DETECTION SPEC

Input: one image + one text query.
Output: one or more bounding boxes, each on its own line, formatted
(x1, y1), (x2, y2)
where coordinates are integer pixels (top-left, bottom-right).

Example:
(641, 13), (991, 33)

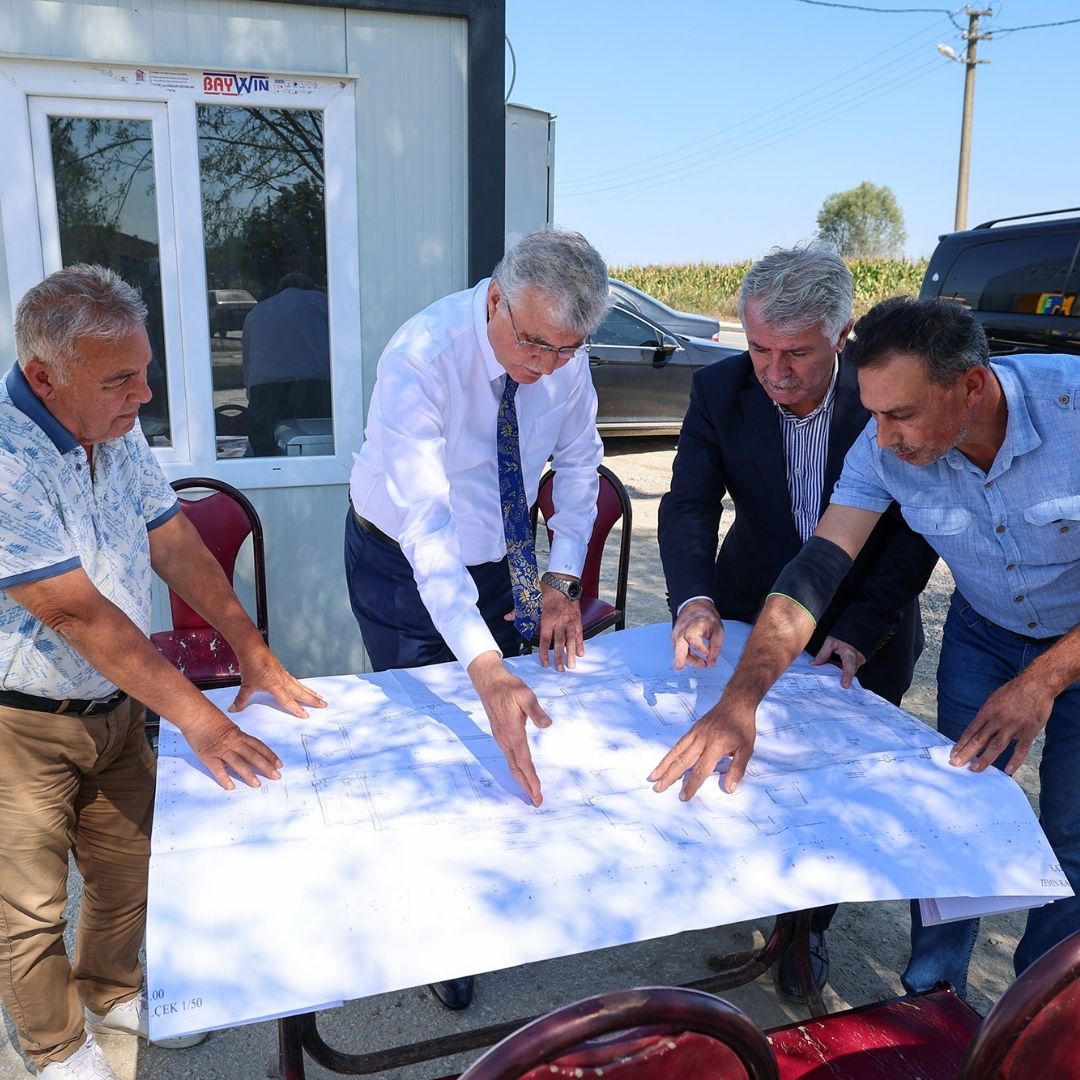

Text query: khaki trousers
(0, 698), (154, 1068)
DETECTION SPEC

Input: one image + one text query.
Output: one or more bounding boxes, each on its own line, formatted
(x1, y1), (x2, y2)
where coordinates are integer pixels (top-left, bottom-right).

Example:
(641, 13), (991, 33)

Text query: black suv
(920, 209), (1080, 356)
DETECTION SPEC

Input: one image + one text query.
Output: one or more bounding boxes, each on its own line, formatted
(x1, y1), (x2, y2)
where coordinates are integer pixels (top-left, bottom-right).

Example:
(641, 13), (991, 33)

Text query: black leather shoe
(429, 976), (475, 1010)
(776, 930), (830, 1001)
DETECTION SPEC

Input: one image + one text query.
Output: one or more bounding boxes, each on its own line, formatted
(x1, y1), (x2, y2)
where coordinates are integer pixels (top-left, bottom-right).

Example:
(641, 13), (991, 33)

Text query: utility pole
(951, 7), (993, 232)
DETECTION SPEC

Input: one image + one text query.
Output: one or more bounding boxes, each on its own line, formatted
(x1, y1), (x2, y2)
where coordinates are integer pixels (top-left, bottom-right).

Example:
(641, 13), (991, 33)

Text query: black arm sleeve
(769, 537), (854, 624)
(824, 501), (939, 659)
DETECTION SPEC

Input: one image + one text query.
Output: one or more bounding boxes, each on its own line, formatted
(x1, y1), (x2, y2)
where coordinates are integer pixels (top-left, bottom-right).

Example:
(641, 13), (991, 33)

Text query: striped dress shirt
(776, 362), (838, 542)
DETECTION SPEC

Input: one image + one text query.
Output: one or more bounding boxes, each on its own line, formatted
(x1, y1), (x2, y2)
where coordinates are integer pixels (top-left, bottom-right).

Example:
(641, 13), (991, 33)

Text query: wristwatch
(541, 572), (582, 601)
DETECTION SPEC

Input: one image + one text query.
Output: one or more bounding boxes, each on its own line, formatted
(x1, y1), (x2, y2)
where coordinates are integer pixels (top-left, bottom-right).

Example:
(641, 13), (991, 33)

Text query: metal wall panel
(0, 0), (478, 679)
(346, 7), (468, 411)
(1, 1), (348, 72)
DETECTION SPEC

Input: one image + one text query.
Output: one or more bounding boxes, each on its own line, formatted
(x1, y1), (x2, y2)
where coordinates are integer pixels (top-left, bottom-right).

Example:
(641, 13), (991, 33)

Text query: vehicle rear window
(938, 233), (1080, 315)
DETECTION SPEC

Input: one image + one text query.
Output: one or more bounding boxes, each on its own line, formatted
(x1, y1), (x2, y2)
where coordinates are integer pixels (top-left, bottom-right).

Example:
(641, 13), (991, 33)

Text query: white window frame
(0, 58), (362, 488)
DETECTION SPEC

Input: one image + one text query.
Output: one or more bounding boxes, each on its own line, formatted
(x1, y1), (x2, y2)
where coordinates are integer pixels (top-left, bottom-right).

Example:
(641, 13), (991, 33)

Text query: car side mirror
(653, 335), (678, 364)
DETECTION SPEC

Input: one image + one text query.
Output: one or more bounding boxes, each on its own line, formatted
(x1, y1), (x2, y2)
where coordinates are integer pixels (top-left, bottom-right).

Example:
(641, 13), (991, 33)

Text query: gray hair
(14, 264), (148, 383)
(738, 243), (853, 342)
(850, 296), (989, 385)
(492, 230), (610, 335)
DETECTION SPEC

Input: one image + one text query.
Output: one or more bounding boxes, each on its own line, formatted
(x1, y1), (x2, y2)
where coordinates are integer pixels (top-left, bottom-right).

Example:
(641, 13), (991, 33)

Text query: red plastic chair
(768, 988), (981, 1079)
(456, 986), (779, 1080)
(530, 463), (632, 637)
(150, 477), (269, 689)
(766, 927), (1080, 1079)
(958, 927), (1080, 1078)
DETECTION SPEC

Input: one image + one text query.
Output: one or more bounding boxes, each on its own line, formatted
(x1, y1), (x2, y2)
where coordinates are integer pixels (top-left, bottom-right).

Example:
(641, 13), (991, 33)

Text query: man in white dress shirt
(346, 229), (609, 801)
(345, 230), (609, 1009)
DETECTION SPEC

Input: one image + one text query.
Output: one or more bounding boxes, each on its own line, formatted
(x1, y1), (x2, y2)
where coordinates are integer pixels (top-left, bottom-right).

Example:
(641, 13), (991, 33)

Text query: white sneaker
(85, 989), (208, 1049)
(38, 1034), (120, 1079)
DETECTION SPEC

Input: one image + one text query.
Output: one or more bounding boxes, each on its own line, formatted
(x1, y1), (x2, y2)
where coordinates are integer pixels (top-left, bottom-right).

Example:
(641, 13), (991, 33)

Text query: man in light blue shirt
(650, 295), (1080, 999)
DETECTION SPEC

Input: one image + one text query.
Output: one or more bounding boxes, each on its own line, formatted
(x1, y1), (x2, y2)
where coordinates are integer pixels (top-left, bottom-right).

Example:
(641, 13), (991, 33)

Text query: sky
(505, 1), (1080, 267)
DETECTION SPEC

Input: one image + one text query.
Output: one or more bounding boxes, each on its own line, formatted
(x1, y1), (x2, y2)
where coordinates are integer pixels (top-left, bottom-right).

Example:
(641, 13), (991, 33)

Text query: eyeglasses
(503, 298), (586, 362)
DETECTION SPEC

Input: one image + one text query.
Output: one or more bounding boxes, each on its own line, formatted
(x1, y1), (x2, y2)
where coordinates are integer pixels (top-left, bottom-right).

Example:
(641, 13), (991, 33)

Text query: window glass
(48, 116), (171, 444)
(941, 234), (1080, 315)
(594, 306), (662, 349)
(197, 105), (332, 459)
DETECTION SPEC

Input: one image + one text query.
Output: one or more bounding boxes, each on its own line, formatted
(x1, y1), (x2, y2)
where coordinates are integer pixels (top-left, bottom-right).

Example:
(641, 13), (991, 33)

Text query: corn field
(610, 259), (929, 322)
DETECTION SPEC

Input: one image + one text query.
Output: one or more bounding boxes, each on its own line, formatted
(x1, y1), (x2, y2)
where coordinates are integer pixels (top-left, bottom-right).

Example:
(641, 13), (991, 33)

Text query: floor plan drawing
(146, 622), (1071, 1040)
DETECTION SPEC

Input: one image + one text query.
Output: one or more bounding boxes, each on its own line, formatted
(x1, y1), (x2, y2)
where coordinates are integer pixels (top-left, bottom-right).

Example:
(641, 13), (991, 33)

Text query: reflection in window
(48, 116), (170, 444)
(596, 307), (662, 349)
(197, 106), (332, 459)
(941, 235), (1080, 314)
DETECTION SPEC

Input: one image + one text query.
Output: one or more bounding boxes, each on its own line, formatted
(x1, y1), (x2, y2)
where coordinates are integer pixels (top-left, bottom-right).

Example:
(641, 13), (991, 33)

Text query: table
(275, 909), (814, 1078)
(147, 622), (1065, 1069)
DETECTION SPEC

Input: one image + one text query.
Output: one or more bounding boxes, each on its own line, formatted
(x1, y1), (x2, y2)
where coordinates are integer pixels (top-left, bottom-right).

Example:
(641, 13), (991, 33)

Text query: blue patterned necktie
(497, 375), (541, 641)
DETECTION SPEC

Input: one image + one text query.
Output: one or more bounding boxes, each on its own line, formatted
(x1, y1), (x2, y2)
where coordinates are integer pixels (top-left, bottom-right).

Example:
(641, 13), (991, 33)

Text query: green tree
(816, 181), (907, 258)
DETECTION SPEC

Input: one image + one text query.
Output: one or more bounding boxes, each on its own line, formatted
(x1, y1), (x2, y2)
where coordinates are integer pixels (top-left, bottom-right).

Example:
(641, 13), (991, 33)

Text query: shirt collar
(773, 357), (839, 424)
(4, 364), (79, 453)
(471, 277), (507, 385)
(985, 362), (1040, 475)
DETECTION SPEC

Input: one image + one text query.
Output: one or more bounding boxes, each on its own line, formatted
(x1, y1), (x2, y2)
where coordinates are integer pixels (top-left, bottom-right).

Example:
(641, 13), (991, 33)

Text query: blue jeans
(902, 591), (1080, 996)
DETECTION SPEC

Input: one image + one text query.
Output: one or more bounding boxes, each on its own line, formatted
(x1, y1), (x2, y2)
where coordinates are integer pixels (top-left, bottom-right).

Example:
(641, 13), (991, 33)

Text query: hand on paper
(229, 648), (327, 718)
(469, 650), (552, 806)
(183, 710), (285, 791)
(949, 672), (1052, 776)
(809, 635), (866, 689)
(671, 599), (724, 670)
(536, 581), (585, 672)
(648, 693), (758, 800)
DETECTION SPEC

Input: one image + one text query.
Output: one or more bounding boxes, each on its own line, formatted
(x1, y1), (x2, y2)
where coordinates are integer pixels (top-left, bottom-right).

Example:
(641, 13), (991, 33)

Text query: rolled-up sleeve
(830, 421), (895, 514)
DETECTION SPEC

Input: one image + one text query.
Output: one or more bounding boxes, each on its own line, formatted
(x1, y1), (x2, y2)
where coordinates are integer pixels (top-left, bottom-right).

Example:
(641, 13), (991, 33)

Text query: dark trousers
(344, 508), (523, 672)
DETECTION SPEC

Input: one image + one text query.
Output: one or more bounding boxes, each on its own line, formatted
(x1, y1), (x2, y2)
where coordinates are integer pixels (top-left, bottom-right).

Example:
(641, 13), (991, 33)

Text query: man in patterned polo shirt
(0, 265), (323, 1079)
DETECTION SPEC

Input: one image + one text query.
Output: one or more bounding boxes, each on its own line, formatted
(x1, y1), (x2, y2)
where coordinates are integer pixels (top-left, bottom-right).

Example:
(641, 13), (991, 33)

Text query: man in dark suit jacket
(657, 245), (938, 998)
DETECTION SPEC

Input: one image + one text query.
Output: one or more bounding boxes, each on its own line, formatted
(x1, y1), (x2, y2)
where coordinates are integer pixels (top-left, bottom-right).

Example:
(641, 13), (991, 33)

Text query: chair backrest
(531, 464), (632, 626)
(959, 928), (1080, 1079)
(167, 477), (269, 642)
(458, 987), (778, 1080)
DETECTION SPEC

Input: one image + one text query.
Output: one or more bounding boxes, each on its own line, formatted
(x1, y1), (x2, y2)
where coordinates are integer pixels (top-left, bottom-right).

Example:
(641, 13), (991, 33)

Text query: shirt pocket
(900, 506), (977, 562)
(1021, 495), (1080, 566)
(524, 405), (568, 454)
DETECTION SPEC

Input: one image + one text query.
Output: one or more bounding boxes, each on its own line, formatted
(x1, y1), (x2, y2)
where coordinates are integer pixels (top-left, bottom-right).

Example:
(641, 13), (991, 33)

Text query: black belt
(351, 507), (401, 550)
(0, 688), (129, 717)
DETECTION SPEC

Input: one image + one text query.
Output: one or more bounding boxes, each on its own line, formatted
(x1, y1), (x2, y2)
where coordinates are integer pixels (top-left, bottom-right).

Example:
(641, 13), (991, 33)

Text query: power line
(557, 56), (945, 207)
(793, 0), (953, 12)
(558, 55), (942, 202)
(791, 1), (968, 42)
(992, 17), (1080, 35)
(558, 16), (951, 194)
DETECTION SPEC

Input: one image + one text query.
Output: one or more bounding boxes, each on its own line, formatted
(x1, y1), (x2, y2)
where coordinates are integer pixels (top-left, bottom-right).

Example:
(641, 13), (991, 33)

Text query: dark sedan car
(591, 302), (740, 435)
(608, 278), (721, 340)
(208, 288), (257, 338)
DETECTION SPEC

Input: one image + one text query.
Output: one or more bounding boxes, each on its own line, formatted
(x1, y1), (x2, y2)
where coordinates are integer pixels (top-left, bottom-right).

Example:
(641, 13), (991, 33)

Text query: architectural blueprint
(146, 621), (1070, 1040)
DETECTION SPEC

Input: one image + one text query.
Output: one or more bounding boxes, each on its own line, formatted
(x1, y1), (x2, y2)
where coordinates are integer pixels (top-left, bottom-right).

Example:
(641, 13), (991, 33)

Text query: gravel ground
(0, 436), (1039, 1078)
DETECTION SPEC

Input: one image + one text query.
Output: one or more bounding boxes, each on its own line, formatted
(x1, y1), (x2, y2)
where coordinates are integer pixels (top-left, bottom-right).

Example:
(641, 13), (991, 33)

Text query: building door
(2, 60), (360, 486)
